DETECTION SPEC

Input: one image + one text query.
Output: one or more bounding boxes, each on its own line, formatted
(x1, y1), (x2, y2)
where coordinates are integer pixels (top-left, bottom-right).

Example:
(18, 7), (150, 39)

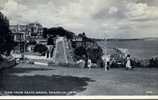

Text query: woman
(102, 54), (111, 71)
(88, 58), (92, 70)
(126, 54), (132, 70)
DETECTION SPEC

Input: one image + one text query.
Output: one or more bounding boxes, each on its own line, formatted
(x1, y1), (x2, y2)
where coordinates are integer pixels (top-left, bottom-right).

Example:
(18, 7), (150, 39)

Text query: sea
(97, 39), (158, 59)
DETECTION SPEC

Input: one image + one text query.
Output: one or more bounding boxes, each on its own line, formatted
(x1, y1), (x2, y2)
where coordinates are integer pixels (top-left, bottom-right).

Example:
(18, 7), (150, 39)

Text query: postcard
(0, 0), (158, 99)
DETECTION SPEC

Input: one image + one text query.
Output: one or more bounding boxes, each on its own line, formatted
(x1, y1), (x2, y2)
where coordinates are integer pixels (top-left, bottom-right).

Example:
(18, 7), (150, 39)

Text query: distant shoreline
(92, 38), (158, 42)
(96, 38), (158, 60)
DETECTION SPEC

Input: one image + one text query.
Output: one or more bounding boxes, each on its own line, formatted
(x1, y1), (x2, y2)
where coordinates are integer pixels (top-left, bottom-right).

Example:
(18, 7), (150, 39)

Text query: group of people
(86, 53), (133, 71)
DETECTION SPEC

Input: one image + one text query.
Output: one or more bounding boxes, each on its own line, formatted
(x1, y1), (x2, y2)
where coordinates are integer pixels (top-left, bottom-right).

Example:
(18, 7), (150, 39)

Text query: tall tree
(42, 27), (48, 38)
(0, 12), (15, 56)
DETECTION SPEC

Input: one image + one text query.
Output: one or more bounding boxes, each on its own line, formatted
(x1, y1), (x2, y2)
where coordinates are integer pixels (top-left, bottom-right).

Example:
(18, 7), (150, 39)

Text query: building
(27, 23), (43, 39)
(12, 32), (26, 42)
(71, 35), (83, 48)
(71, 33), (97, 49)
(10, 23), (43, 42)
(10, 23), (43, 53)
(36, 39), (47, 45)
(72, 35), (83, 42)
(10, 24), (28, 42)
(10, 24), (27, 33)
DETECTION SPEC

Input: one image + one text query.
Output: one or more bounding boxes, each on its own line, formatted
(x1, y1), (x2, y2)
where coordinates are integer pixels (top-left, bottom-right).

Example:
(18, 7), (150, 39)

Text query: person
(106, 55), (111, 70)
(88, 58), (92, 70)
(126, 54), (132, 70)
(76, 59), (85, 68)
(83, 50), (88, 68)
(102, 55), (106, 71)
(102, 54), (111, 71)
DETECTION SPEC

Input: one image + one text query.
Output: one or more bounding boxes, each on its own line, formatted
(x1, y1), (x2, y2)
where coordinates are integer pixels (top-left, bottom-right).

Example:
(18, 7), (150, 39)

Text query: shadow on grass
(0, 69), (94, 95)
(0, 67), (54, 74)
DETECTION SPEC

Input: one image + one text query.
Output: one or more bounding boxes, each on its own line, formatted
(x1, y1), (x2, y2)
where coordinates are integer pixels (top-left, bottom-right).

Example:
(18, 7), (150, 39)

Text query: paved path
(0, 64), (158, 95)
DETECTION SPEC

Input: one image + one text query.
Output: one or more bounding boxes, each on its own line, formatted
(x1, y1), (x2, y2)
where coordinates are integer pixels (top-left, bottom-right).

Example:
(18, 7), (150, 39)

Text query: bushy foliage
(34, 44), (48, 56)
(0, 12), (16, 56)
(148, 58), (158, 67)
(87, 47), (103, 63)
(28, 40), (37, 45)
(46, 27), (75, 40)
(42, 28), (48, 38)
(74, 46), (87, 60)
(73, 43), (104, 67)
(47, 36), (55, 45)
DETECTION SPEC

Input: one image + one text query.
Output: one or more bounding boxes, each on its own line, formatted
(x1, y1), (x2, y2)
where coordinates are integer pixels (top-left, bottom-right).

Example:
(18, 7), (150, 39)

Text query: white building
(10, 23), (43, 42)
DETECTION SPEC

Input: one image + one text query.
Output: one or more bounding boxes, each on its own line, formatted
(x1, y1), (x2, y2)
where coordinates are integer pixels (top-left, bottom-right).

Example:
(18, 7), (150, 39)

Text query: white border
(0, 96), (158, 99)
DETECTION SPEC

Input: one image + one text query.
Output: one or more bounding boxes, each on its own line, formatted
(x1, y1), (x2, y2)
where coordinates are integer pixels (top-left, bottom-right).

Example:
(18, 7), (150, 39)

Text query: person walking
(126, 54), (132, 70)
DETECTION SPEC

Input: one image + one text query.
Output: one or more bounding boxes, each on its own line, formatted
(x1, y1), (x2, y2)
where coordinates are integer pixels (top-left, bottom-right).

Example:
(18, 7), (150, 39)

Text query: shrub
(73, 44), (104, 68)
(34, 44), (48, 56)
(130, 59), (142, 67)
(74, 46), (86, 57)
(87, 47), (103, 63)
(28, 40), (37, 45)
(0, 55), (3, 62)
(148, 57), (158, 68)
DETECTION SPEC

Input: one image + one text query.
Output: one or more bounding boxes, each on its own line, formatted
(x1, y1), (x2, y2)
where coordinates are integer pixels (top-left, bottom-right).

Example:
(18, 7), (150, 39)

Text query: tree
(47, 27), (75, 40)
(42, 27), (48, 38)
(34, 44), (48, 56)
(47, 36), (55, 45)
(0, 12), (15, 56)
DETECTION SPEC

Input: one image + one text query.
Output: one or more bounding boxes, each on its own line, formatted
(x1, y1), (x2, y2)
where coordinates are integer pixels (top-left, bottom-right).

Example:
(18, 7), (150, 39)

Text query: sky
(0, 0), (158, 39)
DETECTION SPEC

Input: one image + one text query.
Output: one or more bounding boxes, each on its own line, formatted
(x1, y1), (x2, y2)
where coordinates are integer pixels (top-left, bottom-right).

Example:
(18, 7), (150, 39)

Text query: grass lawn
(0, 63), (158, 95)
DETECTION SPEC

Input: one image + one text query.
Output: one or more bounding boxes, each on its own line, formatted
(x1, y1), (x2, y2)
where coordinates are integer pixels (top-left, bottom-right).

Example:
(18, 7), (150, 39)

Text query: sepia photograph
(0, 0), (158, 99)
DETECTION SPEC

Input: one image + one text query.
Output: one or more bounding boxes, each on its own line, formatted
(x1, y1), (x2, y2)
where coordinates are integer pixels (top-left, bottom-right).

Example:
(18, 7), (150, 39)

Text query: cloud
(1, 0), (158, 38)
(108, 7), (118, 15)
(126, 2), (158, 21)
